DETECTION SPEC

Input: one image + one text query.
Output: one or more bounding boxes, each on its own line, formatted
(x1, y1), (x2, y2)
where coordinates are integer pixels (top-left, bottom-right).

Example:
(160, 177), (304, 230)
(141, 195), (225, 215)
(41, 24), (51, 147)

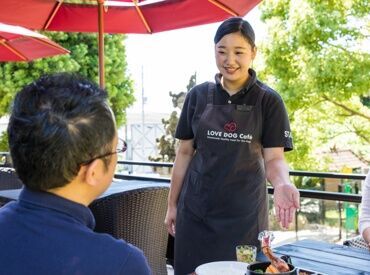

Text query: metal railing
(1, 154), (365, 203)
(116, 160), (366, 203)
(117, 160), (367, 243)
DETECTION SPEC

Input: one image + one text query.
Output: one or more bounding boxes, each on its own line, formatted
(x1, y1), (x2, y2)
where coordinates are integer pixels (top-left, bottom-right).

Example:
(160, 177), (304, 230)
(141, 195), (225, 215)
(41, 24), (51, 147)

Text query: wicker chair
(0, 167), (23, 191)
(343, 235), (369, 251)
(89, 186), (170, 275)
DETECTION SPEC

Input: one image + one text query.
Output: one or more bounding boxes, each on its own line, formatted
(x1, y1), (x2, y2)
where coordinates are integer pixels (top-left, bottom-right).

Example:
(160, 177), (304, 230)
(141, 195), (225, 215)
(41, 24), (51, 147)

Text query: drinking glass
(236, 245), (257, 264)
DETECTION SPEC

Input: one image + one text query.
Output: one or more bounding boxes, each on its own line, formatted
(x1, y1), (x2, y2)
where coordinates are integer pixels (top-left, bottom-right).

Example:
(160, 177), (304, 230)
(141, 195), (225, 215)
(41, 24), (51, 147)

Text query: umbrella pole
(98, 0), (105, 88)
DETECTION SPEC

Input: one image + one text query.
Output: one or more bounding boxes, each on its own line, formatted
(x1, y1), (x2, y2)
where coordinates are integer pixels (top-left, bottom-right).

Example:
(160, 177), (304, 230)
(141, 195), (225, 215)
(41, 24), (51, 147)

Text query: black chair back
(89, 186), (169, 275)
(0, 167), (23, 191)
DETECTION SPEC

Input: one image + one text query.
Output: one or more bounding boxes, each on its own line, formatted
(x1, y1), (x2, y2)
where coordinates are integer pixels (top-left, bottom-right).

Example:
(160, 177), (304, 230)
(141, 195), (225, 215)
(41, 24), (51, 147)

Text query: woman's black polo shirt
(175, 69), (293, 151)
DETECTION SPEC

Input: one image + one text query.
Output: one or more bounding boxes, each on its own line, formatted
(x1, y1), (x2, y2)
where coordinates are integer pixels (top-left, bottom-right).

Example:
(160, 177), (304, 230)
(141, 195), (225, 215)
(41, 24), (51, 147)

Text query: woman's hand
(165, 205), (177, 236)
(273, 183), (300, 229)
(263, 147), (300, 230)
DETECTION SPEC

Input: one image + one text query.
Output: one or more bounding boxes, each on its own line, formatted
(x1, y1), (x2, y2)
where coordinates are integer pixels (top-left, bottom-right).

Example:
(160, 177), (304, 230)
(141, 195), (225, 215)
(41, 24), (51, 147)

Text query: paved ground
(272, 226), (346, 246)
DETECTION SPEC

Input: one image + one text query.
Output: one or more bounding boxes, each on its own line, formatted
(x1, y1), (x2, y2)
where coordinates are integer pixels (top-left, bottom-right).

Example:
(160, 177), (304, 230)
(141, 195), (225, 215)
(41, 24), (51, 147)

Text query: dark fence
(1, 154), (365, 203)
(117, 160), (366, 203)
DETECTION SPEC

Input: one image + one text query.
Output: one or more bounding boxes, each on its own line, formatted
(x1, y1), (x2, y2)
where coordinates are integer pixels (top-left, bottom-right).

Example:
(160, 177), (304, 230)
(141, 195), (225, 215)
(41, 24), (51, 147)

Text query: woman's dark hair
(7, 73), (116, 191)
(214, 17), (255, 47)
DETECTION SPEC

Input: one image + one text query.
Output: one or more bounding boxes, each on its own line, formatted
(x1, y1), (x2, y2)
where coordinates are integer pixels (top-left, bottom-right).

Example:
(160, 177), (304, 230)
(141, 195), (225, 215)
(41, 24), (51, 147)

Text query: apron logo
(206, 127), (253, 143)
(224, 122), (237, 132)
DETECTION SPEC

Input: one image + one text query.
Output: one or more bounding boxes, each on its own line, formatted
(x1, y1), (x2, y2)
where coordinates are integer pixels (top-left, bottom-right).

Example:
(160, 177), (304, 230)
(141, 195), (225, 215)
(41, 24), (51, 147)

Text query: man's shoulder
(55, 230), (152, 274)
(91, 231), (139, 255)
(0, 206), (151, 274)
(91, 232), (150, 272)
(0, 200), (20, 221)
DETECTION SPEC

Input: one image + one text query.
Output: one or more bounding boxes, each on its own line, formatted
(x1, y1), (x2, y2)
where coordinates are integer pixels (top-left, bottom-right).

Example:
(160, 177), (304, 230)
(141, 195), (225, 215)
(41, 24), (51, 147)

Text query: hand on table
(165, 205), (177, 236)
(273, 183), (300, 229)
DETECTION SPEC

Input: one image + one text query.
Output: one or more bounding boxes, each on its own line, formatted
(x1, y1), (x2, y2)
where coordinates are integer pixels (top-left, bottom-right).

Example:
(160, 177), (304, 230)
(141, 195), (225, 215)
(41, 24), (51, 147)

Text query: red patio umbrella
(0, 0), (261, 86)
(0, 22), (69, 62)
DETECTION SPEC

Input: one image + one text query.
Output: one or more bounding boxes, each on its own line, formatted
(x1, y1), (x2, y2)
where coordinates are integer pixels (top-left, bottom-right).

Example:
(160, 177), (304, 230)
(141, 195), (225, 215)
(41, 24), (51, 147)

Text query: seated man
(0, 73), (151, 274)
(359, 170), (370, 248)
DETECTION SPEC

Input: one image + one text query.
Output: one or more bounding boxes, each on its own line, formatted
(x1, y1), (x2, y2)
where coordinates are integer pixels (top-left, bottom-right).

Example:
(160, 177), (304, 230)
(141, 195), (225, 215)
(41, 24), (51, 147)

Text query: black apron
(174, 83), (268, 275)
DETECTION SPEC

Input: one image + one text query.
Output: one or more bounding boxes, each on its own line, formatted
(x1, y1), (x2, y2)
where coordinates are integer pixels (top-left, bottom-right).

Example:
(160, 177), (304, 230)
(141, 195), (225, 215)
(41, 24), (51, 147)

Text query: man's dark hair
(214, 17), (255, 48)
(7, 73), (116, 191)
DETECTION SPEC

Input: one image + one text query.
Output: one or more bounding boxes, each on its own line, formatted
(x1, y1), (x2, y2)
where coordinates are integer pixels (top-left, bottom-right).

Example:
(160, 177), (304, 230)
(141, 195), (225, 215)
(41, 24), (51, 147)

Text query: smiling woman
(215, 32), (256, 94)
(163, 16), (299, 275)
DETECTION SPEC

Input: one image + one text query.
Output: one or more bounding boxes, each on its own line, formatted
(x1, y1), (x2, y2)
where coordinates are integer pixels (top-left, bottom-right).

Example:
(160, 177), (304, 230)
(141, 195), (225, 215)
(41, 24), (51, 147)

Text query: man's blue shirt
(0, 188), (151, 275)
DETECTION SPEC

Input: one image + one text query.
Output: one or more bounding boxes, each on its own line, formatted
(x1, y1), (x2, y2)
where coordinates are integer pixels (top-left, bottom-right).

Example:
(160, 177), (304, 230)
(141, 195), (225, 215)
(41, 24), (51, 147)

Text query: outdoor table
(0, 178), (169, 202)
(257, 239), (370, 275)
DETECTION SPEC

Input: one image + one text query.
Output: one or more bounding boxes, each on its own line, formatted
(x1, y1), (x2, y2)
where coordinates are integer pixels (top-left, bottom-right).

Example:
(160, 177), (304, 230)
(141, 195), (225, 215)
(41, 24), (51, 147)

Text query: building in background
(118, 112), (167, 175)
(320, 149), (369, 193)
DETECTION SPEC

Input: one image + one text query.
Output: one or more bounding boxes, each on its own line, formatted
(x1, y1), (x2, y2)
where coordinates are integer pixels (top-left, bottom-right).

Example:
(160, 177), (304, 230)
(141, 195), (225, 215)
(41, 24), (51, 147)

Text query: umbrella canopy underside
(0, 22), (69, 61)
(0, 37), (67, 61)
(0, 0), (261, 34)
(0, 0), (261, 84)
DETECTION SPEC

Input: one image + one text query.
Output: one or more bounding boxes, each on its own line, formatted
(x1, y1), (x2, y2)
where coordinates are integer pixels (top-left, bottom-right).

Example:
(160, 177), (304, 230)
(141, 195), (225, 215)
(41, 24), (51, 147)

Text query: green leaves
(259, 0), (370, 170)
(0, 31), (134, 129)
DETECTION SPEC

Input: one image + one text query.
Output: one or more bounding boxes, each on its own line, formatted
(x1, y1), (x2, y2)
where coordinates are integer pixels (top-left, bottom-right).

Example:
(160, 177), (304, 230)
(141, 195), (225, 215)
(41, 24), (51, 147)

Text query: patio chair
(89, 186), (170, 275)
(0, 167), (23, 191)
(343, 235), (369, 251)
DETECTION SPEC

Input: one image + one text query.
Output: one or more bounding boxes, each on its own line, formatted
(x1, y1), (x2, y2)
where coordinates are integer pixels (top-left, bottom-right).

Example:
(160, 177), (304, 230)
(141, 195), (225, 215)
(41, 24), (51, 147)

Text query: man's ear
(83, 160), (101, 187)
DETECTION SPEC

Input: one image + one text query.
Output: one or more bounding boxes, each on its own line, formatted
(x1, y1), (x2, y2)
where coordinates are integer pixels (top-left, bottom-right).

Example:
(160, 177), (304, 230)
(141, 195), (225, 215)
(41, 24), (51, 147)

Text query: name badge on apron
(236, 104), (253, 112)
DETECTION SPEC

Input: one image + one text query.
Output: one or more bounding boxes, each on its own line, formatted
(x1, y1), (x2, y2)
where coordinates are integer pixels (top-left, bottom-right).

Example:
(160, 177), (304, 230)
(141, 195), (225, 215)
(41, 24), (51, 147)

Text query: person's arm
(359, 172), (370, 246)
(165, 139), (195, 236)
(362, 228), (370, 247)
(263, 147), (300, 229)
(120, 245), (151, 275)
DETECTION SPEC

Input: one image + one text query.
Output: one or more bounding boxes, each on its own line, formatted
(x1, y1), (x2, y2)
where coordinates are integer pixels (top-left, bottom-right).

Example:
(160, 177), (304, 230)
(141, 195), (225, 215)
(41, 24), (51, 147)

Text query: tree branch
(353, 125), (370, 143)
(325, 42), (351, 53)
(322, 95), (370, 121)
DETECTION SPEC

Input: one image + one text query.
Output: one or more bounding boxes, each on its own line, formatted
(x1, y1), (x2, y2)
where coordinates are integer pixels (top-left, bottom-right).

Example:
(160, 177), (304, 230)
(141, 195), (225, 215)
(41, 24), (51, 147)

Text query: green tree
(0, 132), (8, 152)
(149, 73), (196, 162)
(0, 32), (135, 131)
(258, 0), (370, 171)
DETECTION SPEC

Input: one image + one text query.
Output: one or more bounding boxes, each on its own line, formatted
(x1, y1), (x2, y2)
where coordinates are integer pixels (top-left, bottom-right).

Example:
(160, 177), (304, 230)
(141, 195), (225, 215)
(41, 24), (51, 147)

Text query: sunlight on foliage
(258, 0), (370, 172)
